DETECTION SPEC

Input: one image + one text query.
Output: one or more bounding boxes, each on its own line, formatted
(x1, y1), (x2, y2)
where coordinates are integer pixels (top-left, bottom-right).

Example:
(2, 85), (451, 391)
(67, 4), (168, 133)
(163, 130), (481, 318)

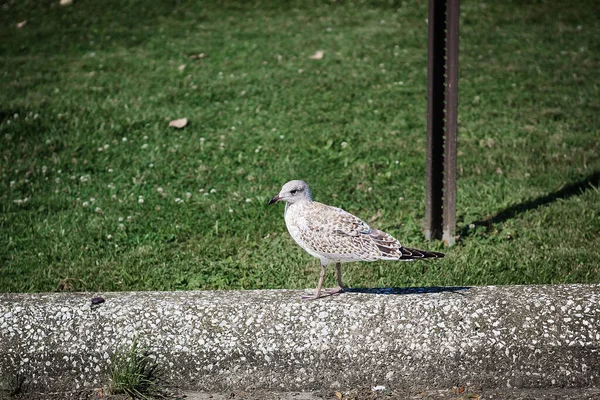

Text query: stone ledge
(1, 285), (599, 394)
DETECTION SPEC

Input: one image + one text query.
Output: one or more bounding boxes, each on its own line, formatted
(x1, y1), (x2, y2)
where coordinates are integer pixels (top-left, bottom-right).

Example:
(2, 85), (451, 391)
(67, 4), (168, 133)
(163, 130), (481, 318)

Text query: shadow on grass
(345, 286), (470, 295)
(460, 171), (600, 239)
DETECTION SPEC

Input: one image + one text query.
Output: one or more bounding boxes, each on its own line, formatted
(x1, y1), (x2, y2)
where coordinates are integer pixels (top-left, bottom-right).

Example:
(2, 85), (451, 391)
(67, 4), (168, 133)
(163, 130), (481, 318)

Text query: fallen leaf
(335, 392), (342, 399)
(59, 0), (73, 5)
(169, 118), (188, 129)
(17, 20), (27, 28)
(178, 64), (186, 72)
(309, 50), (324, 60)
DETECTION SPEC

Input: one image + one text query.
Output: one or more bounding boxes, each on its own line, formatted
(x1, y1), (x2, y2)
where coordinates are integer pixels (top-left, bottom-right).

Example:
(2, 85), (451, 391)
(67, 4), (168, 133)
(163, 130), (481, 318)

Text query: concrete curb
(1, 285), (599, 395)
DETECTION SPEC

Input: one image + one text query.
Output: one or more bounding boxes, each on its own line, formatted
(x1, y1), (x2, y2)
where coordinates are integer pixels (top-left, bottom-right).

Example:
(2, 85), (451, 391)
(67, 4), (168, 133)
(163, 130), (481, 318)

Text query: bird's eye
(290, 189), (298, 195)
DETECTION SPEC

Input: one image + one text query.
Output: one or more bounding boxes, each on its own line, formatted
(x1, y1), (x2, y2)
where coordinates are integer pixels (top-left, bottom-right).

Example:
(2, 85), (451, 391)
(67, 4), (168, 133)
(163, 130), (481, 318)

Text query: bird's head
(268, 180), (313, 205)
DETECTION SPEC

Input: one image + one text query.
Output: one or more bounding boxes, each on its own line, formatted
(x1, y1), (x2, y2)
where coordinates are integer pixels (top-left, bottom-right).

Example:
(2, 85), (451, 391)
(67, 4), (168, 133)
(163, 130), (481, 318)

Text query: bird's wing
(307, 202), (372, 236)
(299, 202), (441, 261)
(293, 202), (393, 261)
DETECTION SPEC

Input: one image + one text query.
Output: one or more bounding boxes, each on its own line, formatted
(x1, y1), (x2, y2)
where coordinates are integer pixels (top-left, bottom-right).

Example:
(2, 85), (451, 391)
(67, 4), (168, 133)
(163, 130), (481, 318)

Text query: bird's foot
(324, 287), (345, 295)
(301, 287), (344, 300)
(300, 293), (321, 301)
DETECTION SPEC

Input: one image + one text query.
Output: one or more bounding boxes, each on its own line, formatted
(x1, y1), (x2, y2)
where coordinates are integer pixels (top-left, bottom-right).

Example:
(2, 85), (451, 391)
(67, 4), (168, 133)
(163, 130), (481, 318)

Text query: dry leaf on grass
(309, 50), (324, 60)
(59, 0), (73, 6)
(169, 118), (188, 129)
(17, 20), (27, 28)
(178, 64), (186, 72)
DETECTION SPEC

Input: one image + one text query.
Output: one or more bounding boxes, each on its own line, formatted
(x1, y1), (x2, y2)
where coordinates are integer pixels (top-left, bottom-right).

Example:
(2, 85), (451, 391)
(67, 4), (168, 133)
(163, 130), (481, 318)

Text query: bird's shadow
(344, 286), (470, 295)
(459, 171), (600, 239)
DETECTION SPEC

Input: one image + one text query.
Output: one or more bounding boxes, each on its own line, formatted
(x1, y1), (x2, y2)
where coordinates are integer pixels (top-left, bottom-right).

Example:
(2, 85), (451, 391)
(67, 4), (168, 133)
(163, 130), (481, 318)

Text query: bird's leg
(302, 262), (327, 300)
(325, 262), (345, 295)
(336, 262), (344, 290)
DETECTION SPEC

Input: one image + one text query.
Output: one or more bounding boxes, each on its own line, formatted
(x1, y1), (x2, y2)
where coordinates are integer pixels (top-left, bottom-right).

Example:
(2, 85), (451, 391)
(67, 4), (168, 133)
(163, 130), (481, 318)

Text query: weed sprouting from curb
(109, 337), (164, 399)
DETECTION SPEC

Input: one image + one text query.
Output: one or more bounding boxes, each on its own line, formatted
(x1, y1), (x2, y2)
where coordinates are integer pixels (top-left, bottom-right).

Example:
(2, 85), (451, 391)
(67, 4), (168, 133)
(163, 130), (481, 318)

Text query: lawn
(1, 0), (599, 293)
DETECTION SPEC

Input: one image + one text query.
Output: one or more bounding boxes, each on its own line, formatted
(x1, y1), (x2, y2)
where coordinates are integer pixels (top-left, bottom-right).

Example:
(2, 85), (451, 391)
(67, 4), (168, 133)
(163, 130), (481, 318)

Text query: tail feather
(400, 247), (444, 260)
(368, 228), (445, 261)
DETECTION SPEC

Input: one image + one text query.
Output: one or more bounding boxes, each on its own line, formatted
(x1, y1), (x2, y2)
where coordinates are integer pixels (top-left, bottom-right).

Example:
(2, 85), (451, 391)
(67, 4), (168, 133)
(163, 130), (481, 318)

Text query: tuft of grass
(109, 338), (163, 400)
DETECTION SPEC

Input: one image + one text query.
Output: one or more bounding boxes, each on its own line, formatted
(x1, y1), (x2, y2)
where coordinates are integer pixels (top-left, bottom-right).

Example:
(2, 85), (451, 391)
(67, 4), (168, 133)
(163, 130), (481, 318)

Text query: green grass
(1, 0), (599, 293)
(109, 338), (163, 399)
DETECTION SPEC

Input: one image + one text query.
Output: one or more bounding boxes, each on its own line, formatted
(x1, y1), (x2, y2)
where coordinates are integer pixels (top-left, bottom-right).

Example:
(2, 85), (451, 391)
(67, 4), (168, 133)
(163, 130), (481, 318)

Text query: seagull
(268, 180), (444, 300)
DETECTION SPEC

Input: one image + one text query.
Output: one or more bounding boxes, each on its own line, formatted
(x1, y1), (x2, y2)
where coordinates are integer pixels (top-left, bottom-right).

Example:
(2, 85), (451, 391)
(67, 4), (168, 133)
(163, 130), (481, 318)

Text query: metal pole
(443, 0), (459, 246)
(425, 0), (459, 245)
(425, 0), (446, 241)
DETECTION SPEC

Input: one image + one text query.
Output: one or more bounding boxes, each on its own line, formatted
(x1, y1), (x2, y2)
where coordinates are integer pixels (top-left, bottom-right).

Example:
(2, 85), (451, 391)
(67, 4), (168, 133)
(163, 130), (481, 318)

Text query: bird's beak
(268, 195), (281, 205)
